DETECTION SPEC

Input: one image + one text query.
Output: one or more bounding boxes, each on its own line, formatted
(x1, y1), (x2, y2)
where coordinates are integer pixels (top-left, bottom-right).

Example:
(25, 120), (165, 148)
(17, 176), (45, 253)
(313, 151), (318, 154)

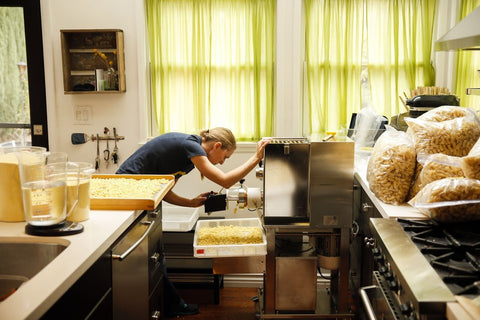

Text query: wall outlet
(74, 105), (92, 124)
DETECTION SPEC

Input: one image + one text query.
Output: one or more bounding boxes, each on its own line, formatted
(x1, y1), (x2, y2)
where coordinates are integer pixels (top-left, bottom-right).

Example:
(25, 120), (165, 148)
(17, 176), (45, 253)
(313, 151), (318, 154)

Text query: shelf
(60, 29), (126, 94)
(466, 88), (480, 95)
(70, 70), (95, 76)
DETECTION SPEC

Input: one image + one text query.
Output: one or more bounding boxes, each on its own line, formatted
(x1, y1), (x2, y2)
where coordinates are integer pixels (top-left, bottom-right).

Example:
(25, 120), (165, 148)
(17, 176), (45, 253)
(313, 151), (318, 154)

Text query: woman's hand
(255, 137), (272, 161)
(189, 191), (212, 207)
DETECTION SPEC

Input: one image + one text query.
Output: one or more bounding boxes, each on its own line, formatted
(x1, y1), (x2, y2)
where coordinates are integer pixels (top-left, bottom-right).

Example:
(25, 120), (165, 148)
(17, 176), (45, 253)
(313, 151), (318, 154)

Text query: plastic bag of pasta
(367, 126), (416, 205)
(408, 153), (464, 200)
(408, 178), (480, 222)
(405, 106), (480, 157)
(461, 137), (480, 180)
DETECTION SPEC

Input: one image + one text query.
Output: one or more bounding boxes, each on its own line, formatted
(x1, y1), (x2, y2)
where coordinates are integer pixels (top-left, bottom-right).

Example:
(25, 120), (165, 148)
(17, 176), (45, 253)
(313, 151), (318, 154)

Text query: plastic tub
(193, 218), (266, 258)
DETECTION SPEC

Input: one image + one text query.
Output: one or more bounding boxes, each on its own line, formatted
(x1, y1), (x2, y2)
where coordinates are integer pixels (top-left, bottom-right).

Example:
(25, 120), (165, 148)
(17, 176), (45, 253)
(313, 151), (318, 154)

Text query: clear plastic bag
(409, 178), (480, 222)
(405, 106), (480, 157)
(351, 106), (385, 149)
(367, 126), (416, 205)
(461, 137), (480, 180)
(408, 153), (464, 200)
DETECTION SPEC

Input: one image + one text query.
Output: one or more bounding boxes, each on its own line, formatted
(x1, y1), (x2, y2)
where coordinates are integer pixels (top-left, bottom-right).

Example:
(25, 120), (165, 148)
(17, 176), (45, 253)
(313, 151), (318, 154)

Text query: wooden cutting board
(90, 174), (174, 210)
(455, 296), (480, 320)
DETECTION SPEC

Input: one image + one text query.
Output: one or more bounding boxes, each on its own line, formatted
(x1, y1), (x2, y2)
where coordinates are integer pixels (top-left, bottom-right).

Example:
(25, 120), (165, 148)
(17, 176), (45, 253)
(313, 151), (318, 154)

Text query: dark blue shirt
(116, 132), (206, 179)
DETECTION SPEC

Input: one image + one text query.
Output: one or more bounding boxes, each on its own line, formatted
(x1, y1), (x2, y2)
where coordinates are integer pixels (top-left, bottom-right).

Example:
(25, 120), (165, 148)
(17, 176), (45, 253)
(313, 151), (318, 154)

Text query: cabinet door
(41, 250), (112, 320)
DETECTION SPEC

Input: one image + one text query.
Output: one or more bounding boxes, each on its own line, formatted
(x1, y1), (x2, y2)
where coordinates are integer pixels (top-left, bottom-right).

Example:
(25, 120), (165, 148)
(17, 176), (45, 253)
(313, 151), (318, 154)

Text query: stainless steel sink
(0, 239), (69, 301)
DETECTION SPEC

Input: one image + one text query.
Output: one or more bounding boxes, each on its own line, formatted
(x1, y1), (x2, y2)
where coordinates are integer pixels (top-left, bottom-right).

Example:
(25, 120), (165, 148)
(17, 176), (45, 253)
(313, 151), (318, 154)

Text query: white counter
(354, 156), (426, 220)
(0, 209), (140, 320)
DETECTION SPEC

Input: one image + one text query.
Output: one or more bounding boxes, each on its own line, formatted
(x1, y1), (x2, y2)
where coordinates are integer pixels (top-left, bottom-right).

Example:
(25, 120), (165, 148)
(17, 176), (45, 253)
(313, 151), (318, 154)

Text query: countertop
(0, 209), (141, 320)
(354, 156), (426, 220)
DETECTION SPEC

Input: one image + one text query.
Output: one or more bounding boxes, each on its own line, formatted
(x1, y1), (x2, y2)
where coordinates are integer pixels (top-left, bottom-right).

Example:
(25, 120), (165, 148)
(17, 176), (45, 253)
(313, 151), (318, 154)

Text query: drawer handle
(362, 203), (373, 213)
(151, 310), (161, 319)
(112, 221), (155, 261)
(150, 252), (160, 264)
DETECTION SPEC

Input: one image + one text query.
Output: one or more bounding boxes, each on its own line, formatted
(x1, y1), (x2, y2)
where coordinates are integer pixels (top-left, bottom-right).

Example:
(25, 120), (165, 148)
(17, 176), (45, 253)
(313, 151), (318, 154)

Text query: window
(305, 0), (437, 133)
(0, 0), (48, 148)
(145, 0), (275, 141)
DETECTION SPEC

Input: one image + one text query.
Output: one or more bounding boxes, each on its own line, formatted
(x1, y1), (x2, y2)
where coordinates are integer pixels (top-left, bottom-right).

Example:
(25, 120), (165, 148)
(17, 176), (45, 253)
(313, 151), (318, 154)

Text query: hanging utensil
(103, 127), (110, 167)
(71, 133), (90, 145)
(112, 127), (119, 164)
(95, 134), (100, 170)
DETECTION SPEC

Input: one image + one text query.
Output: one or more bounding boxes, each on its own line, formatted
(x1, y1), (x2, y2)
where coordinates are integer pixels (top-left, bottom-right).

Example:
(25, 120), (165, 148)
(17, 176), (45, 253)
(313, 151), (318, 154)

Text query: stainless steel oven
(359, 218), (480, 320)
(112, 207), (163, 320)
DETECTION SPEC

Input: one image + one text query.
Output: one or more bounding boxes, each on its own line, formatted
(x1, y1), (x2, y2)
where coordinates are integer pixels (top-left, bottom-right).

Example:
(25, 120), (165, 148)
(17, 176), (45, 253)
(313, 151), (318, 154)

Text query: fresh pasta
(90, 177), (170, 199)
(197, 225), (263, 245)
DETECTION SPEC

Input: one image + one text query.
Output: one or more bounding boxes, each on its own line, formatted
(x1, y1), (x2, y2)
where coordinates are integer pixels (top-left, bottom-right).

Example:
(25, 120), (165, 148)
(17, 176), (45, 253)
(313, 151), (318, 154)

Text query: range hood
(435, 5), (480, 51)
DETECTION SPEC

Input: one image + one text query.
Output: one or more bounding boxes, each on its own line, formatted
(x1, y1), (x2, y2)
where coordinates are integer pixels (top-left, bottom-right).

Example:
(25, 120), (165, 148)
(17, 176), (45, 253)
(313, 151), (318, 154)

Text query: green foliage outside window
(0, 7), (29, 142)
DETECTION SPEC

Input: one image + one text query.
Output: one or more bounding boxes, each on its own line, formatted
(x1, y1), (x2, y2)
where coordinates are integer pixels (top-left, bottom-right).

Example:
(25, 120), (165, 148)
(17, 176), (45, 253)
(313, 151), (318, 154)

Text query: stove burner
(397, 218), (480, 297)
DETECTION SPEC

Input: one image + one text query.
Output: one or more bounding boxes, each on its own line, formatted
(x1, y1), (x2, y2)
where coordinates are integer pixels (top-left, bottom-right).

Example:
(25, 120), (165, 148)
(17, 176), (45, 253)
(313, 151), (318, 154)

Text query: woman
(117, 127), (270, 207)
(116, 127), (270, 317)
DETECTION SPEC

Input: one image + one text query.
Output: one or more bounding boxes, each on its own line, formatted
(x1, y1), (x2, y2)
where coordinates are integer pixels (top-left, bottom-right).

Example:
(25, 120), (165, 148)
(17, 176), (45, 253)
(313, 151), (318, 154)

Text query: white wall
(41, 0), (149, 173)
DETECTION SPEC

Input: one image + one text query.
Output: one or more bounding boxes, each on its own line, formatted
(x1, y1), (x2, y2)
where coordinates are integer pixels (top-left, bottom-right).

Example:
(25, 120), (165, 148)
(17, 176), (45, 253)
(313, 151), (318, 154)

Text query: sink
(0, 238), (69, 301)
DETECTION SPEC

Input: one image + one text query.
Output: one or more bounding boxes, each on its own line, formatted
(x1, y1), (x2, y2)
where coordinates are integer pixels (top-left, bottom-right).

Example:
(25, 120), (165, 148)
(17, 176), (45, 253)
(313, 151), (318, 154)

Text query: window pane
(0, 6), (31, 145)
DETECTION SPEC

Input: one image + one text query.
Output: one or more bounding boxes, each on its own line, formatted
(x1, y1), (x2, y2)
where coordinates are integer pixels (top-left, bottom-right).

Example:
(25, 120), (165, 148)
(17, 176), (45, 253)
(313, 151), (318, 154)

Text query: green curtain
(455, 0), (480, 109)
(305, 0), (436, 133)
(146, 0), (275, 141)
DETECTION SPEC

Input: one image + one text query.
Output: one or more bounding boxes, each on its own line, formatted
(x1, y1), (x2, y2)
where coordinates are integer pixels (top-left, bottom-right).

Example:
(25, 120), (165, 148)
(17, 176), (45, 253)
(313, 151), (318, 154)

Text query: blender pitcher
(16, 151), (84, 236)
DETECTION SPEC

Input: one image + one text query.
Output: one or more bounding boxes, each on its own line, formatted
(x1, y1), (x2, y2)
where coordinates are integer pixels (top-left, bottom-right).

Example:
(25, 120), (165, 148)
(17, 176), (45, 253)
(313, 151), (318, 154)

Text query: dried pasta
(409, 178), (480, 222)
(197, 225), (263, 246)
(408, 153), (464, 200)
(461, 137), (480, 180)
(367, 128), (416, 204)
(405, 106), (480, 157)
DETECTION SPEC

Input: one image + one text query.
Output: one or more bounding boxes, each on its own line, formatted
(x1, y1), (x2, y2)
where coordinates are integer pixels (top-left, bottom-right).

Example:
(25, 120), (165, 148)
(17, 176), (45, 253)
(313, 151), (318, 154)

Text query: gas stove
(397, 218), (480, 300)
(366, 218), (480, 319)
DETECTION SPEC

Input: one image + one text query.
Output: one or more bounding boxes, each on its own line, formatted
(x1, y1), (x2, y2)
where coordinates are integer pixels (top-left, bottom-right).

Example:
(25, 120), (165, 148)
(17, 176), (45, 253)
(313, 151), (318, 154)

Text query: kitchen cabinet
(60, 29), (126, 94)
(350, 176), (382, 320)
(39, 208), (164, 320)
(40, 249), (112, 320)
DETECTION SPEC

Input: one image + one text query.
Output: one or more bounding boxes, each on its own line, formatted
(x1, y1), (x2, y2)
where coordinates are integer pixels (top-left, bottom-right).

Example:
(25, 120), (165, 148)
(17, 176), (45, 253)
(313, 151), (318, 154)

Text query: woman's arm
(163, 190), (210, 207)
(191, 138), (270, 189)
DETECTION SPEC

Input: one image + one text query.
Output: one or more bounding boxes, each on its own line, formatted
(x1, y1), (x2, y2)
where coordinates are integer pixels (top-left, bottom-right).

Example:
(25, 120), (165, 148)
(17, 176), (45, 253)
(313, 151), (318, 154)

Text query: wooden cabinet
(60, 29), (126, 94)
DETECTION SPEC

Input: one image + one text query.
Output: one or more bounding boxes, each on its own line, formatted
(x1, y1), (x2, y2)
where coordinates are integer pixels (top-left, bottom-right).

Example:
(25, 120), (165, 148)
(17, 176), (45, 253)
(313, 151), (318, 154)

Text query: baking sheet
(90, 174), (174, 210)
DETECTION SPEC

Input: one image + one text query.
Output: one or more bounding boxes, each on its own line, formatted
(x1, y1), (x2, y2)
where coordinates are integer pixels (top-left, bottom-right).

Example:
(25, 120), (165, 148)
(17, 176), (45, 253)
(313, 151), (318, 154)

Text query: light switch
(74, 105), (92, 124)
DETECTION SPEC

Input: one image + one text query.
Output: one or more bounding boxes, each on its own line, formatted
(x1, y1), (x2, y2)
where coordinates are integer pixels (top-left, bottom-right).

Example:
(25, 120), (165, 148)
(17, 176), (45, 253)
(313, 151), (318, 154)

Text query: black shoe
(168, 303), (199, 317)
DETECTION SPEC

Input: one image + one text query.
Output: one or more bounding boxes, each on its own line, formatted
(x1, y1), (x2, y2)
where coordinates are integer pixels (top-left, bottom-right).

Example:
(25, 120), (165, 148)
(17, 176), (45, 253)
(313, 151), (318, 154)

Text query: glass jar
(105, 67), (118, 90)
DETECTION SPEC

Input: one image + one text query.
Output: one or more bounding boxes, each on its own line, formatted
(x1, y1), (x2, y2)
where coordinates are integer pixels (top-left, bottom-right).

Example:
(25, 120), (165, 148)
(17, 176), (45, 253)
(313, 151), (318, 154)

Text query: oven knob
(378, 266), (388, 274)
(384, 271), (394, 281)
(389, 278), (399, 291)
(400, 301), (413, 315)
(364, 237), (375, 248)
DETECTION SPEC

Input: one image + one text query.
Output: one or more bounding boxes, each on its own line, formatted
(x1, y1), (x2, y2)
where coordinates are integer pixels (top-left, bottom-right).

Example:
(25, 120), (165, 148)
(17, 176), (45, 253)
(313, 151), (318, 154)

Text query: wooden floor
(166, 287), (259, 320)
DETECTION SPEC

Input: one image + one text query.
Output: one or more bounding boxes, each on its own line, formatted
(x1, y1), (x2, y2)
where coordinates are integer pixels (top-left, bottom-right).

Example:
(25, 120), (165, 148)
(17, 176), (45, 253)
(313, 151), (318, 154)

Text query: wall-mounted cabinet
(60, 29), (126, 94)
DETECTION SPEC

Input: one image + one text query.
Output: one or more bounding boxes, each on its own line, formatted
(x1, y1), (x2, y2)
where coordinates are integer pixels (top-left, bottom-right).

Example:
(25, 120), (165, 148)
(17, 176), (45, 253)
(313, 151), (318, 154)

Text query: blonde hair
(199, 127), (236, 151)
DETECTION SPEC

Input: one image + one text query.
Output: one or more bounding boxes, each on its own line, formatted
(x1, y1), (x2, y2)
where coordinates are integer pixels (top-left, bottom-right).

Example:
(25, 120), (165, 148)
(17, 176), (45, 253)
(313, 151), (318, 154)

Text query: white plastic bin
(193, 218), (267, 258)
(162, 205), (201, 232)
